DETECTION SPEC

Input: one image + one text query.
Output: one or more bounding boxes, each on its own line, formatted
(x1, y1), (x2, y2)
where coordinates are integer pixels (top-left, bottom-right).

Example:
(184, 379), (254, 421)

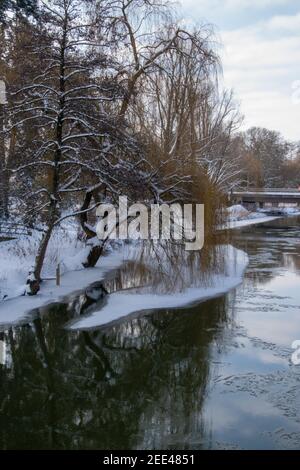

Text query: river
(0, 216), (300, 449)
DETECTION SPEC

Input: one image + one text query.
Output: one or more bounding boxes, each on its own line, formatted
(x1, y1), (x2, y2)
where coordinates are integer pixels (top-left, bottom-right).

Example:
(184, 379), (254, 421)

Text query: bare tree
(239, 127), (291, 188)
(1, 0), (242, 296)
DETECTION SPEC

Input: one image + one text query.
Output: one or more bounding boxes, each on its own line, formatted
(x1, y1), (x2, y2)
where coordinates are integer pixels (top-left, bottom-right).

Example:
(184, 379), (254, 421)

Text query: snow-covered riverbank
(0, 232), (249, 328)
(0, 205), (253, 305)
(69, 245), (249, 330)
(2, 202), (297, 327)
(0, 253), (129, 326)
(222, 205), (300, 230)
(224, 215), (280, 229)
(0, 222), (87, 301)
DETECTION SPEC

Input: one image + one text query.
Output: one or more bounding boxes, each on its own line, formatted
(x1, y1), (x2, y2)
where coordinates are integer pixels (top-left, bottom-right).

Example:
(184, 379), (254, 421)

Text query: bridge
(230, 188), (300, 210)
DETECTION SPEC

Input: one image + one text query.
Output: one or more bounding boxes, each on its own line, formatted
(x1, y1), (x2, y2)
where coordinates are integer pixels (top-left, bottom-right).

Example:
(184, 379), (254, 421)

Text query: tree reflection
(0, 294), (230, 449)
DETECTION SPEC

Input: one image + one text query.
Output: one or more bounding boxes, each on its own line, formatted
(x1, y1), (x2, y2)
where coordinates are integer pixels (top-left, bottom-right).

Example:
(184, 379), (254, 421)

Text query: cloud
(181, 0), (293, 10)
(222, 30), (300, 69)
(224, 0), (291, 8)
(219, 13), (300, 140)
(179, 1), (300, 140)
(266, 12), (300, 31)
(237, 91), (300, 141)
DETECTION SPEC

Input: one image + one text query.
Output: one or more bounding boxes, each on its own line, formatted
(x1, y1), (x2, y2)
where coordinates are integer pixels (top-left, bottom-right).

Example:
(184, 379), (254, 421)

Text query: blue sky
(179, 0), (300, 141)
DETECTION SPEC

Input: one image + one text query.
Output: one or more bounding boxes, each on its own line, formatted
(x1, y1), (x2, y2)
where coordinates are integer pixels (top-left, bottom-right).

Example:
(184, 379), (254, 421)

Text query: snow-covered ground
(225, 215), (280, 229)
(0, 221), (88, 301)
(0, 206), (251, 304)
(3, 201), (297, 327)
(0, 219), (139, 325)
(0, 218), (249, 329)
(69, 245), (248, 330)
(223, 204), (300, 230)
(0, 248), (127, 326)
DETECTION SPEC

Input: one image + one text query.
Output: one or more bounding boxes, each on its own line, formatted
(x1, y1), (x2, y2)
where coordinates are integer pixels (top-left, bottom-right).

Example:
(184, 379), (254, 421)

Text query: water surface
(0, 217), (300, 449)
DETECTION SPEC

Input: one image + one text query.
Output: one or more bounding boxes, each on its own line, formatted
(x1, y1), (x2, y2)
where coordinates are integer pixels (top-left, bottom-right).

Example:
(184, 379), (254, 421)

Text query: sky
(179, 0), (300, 142)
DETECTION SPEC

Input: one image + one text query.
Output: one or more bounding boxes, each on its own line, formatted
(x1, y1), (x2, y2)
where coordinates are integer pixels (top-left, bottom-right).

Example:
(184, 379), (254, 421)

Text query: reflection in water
(0, 297), (230, 449)
(63, 242), (231, 326)
(102, 242), (229, 295)
(1, 216), (300, 449)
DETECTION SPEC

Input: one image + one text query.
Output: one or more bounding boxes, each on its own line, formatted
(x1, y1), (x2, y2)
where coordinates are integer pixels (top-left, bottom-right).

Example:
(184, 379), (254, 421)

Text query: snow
(1, 202), (298, 328)
(226, 204), (250, 221)
(221, 204), (300, 230)
(69, 245), (249, 330)
(223, 204), (300, 230)
(0, 223), (87, 301)
(0, 248), (126, 326)
(0, 228), (249, 330)
(276, 207), (300, 215)
(0, 216), (133, 326)
(5, 201), (297, 327)
(224, 215), (280, 229)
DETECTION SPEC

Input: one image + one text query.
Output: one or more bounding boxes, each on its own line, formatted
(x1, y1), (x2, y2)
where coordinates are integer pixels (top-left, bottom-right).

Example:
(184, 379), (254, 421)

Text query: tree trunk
(79, 190), (97, 239)
(26, 221), (54, 295)
(27, 11), (68, 294)
(79, 187), (108, 268)
(82, 243), (105, 268)
(34, 224), (54, 281)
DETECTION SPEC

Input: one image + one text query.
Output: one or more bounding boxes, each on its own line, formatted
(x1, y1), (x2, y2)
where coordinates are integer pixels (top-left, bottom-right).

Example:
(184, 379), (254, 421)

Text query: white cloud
(180, 0), (293, 10)
(179, 1), (300, 140)
(223, 33), (300, 69)
(220, 13), (300, 140)
(238, 91), (300, 140)
(224, 0), (290, 8)
(266, 12), (300, 31)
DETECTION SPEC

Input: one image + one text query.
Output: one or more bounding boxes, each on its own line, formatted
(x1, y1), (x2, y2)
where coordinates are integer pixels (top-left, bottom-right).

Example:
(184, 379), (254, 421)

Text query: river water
(0, 217), (300, 449)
